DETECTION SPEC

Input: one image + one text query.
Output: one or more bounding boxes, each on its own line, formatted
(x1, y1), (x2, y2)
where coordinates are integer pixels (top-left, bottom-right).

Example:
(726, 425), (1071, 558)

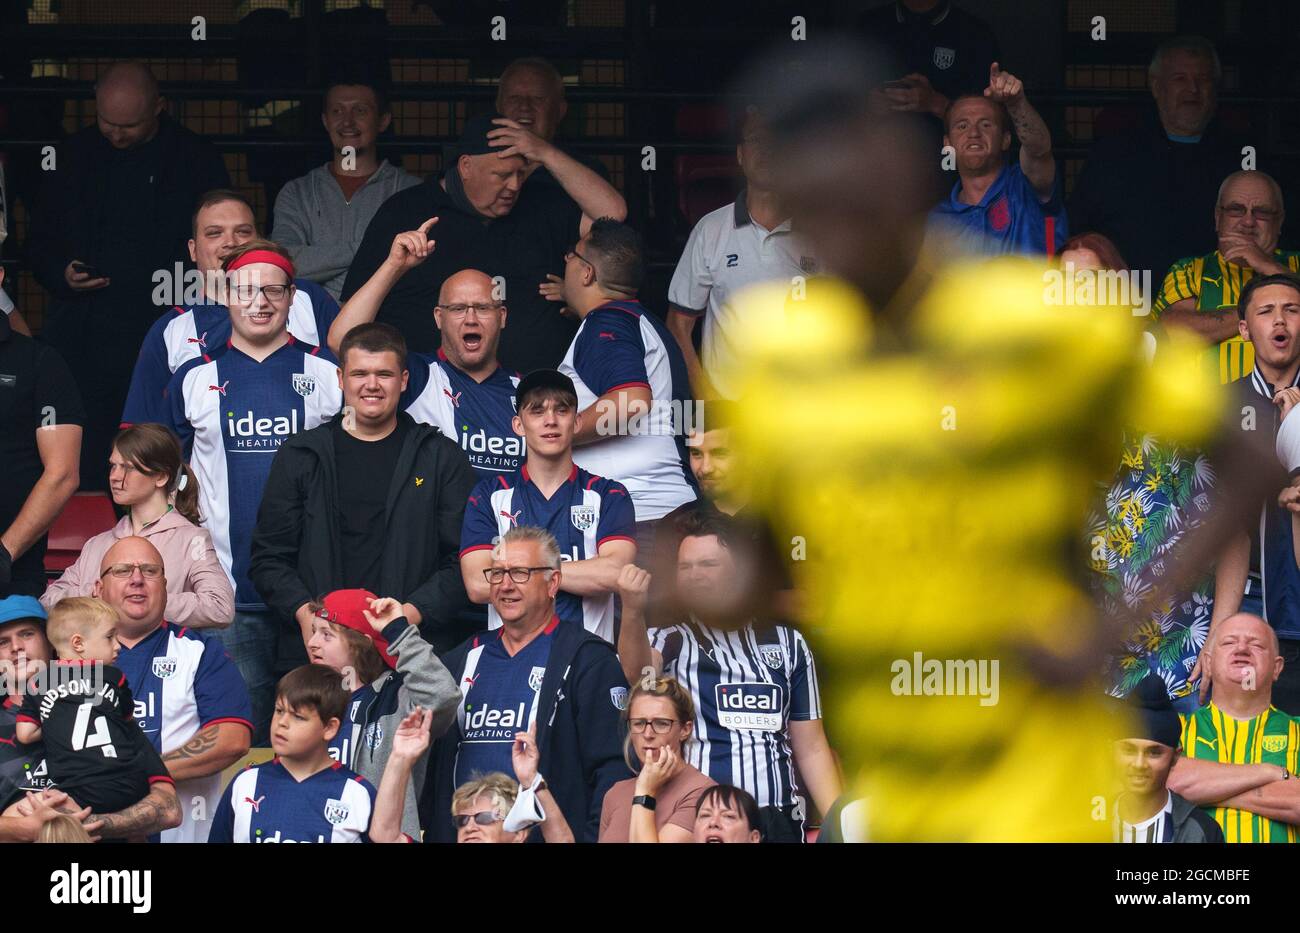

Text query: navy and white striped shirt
(650, 619), (821, 810)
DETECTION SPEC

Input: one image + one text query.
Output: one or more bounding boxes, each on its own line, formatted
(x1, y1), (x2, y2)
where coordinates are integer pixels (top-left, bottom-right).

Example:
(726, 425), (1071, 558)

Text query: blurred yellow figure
(723, 257), (1222, 841)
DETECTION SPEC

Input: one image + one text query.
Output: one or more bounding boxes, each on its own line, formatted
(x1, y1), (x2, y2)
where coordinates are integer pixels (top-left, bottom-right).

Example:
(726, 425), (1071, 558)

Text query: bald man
(328, 227), (523, 480)
(93, 536), (251, 842)
(26, 61), (229, 491)
(1169, 613), (1300, 842)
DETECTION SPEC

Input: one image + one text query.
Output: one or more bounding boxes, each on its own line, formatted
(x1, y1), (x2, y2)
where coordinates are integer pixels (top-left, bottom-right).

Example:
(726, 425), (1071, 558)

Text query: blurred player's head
(736, 106), (777, 192)
(222, 239), (296, 347)
(0, 596), (52, 694)
(739, 38), (931, 313)
(687, 399), (745, 510)
(1149, 35), (1219, 138)
(272, 664), (348, 759)
(488, 527), (562, 628)
(322, 78), (391, 162)
(454, 114), (527, 219)
(513, 369), (579, 459)
(1216, 171), (1285, 257)
(693, 784), (762, 843)
(496, 58), (567, 143)
(452, 772), (527, 843)
(1236, 273), (1300, 377)
(95, 61), (162, 150)
(674, 511), (757, 622)
(1060, 232), (1127, 273)
(435, 269), (507, 375)
(94, 537), (167, 635)
(1208, 613), (1283, 699)
(337, 322), (409, 431)
(189, 190), (257, 282)
(562, 218), (644, 314)
(943, 95), (1011, 177)
(46, 597), (120, 664)
(1114, 674), (1181, 800)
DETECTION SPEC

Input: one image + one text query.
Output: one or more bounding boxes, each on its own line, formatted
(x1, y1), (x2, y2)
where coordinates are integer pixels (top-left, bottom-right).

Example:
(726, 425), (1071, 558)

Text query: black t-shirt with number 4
(17, 661), (173, 813)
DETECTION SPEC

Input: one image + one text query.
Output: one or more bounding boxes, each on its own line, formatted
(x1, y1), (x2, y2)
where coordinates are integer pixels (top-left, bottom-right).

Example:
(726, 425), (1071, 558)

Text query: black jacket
(249, 412), (477, 652)
(1168, 793), (1224, 844)
(421, 618), (632, 842)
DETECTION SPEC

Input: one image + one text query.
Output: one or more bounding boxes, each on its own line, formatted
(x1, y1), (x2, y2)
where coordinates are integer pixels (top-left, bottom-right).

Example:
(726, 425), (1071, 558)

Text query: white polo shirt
(668, 192), (817, 398)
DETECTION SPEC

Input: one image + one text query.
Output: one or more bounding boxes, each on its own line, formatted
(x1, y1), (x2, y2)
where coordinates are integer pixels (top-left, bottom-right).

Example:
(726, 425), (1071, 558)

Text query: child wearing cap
(306, 589), (459, 841)
(1113, 673), (1224, 843)
(15, 597), (177, 818)
(209, 664), (397, 843)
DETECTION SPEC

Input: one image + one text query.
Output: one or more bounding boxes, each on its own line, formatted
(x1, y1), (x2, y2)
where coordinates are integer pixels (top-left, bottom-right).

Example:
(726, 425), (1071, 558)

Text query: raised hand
(391, 706), (433, 761)
(363, 596), (408, 633)
(984, 62), (1024, 103)
(387, 217), (439, 271)
(617, 563), (652, 614)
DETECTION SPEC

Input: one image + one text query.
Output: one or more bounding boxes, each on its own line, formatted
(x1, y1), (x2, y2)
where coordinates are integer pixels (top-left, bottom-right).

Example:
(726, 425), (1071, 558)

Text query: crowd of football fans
(1, 2), (1299, 844)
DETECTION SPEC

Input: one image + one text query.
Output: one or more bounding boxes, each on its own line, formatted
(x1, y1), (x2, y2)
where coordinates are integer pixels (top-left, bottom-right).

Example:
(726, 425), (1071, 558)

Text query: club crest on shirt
(799, 256), (817, 274)
(323, 798), (350, 825)
(610, 686), (629, 711)
(1264, 735), (1288, 754)
(933, 46), (955, 70)
(364, 722), (384, 751)
(292, 373), (317, 397)
(528, 665), (546, 693)
(570, 505), (596, 531)
(151, 657), (178, 679)
(760, 645), (785, 670)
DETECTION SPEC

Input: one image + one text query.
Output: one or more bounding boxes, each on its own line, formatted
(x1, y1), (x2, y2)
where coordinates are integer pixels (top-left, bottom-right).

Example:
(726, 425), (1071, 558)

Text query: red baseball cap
(315, 589), (398, 670)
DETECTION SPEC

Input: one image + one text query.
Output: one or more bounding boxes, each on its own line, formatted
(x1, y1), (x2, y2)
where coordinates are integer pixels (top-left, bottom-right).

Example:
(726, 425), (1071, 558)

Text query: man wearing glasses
(93, 536), (252, 842)
(164, 239), (342, 745)
(459, 370), (636, 643)
(422, 525), (630, 842)
(1154, 170), (1300, 385)
(326, 227), (522, 481)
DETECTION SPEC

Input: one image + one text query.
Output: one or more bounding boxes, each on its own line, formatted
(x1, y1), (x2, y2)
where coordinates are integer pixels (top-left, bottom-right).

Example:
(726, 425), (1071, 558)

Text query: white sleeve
(667, 217), (713, 315)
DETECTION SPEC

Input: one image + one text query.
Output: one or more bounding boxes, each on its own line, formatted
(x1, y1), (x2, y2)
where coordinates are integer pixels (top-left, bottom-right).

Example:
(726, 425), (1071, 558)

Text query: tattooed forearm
(1006, 98), (1051, 157)
(93, 785), (181, 837)
(164, 724), (220, 763)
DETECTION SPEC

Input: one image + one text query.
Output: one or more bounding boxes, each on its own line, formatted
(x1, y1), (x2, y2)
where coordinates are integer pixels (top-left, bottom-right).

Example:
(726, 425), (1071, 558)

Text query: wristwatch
(632, 794), (657, 811)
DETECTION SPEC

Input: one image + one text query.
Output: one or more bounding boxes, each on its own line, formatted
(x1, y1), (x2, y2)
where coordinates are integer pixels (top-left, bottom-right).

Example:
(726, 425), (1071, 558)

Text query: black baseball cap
(456, 112), (507, 157)
(516, 369), (578, 409)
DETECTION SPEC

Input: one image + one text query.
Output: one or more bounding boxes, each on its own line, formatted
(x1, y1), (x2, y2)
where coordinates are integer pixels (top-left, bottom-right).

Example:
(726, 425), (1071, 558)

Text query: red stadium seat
(674, 103), (739, 227)
(44, 492), (117, 574)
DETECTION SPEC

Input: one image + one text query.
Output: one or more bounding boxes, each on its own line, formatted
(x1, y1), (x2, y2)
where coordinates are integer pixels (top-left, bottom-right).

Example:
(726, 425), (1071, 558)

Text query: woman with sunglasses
(598, 676), (714, 842)
(40, 423), (233, 628)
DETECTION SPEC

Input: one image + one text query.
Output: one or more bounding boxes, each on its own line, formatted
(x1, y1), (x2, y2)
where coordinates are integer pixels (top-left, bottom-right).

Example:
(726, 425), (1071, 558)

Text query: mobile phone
(71, 261), (105, 278)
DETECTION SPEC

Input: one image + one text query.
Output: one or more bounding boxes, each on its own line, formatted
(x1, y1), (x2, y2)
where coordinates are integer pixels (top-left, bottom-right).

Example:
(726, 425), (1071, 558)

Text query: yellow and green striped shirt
(1153, 250), (1300, 385)
(1180, 703), (1300, 843)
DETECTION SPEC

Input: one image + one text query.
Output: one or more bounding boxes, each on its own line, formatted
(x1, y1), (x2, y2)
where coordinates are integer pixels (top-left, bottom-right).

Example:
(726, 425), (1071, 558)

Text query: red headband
(226, 249), (295, 280)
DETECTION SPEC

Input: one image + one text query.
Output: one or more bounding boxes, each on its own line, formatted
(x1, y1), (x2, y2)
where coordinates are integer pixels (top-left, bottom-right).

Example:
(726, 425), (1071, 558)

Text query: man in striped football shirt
(1170, 613), (1300, 842)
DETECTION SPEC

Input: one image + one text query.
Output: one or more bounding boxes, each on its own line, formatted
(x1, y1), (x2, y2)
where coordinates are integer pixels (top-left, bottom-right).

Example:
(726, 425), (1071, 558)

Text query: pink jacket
(40, 510), (234, 629)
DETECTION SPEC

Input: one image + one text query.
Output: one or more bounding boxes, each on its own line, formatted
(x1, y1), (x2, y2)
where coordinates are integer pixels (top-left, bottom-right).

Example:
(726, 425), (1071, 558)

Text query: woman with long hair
(40, 423), (234, 628)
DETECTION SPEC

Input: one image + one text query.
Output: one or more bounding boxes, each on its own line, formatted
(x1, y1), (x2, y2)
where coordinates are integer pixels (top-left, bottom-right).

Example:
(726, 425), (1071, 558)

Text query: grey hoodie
(347, 619), (459, 841)
(272, 160), (421, 299)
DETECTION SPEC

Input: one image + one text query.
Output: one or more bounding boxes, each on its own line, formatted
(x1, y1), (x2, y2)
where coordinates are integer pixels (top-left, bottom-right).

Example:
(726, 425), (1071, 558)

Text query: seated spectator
(0, 596), (55, 808)
(618, 511), (840, 841)
(122, 190), (340, 427)
(1114, 673), (1224, 843)
(208, 664), (389, 843)
(422, 526), (631, 842)
(692, 784), (762, 844)
(599, 676), (715, 843)
(14, 598), (178, 832)
(41, 423), (234, 630)
(250, 322), (475, 655)
(459, 370), (635, 643)
(340, 111), (625, 371)
(667, 106), (818, 401)
(96, 536), (251, 842)
(374, 708), (573, 843)
(165, 239), (342, 743)
(0, 296), (83, 598)
(559, 219), (698, 558)
(1220, 273), (1300, 711)
(272, 77), (420, 300)
(1069, 35), (1255, 284)
(1169, 613), (1300, 842)
(325, 227), (523, 480)
(306, 589), (459, 841)
(1153, 171), (1298, 384)
(926, 62), (1065, 256)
